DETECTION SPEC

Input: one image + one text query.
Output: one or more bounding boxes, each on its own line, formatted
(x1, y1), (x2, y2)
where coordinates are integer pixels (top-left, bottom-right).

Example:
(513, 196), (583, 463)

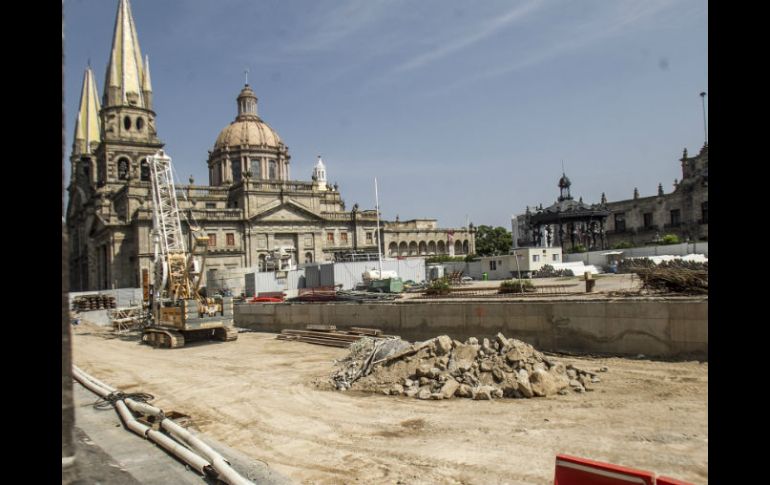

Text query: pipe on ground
(72, 366), (254, 485)
(72, 367), (213, 477)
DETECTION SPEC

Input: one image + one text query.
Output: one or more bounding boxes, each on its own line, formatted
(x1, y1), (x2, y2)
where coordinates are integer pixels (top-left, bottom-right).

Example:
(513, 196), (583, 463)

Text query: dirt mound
(331, 333), (604, 400)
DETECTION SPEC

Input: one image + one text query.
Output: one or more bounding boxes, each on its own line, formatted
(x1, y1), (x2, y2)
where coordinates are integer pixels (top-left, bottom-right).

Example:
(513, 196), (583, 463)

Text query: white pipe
(146, 429), (211, 475)
(72, 366), (254, 485)
(72, 367), (213, 477)
(114, 400), (212, 475)
(161, 420), (253, 485)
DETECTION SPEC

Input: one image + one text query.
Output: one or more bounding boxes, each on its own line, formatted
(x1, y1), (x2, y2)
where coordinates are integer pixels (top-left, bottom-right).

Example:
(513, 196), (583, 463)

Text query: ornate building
(513, 144), (709, 250)
(514, 174), (610, 251)
(66, 0), (473, 291)
(602, 144), (708, 245)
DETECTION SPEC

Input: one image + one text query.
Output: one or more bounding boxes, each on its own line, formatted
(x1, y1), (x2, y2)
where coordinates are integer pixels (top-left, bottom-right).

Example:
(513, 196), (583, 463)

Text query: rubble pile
(331, 333), (605, 400)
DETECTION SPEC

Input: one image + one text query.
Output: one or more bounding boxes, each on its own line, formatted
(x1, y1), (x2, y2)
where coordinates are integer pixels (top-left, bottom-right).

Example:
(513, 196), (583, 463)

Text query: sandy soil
(72, 325), (707, 485)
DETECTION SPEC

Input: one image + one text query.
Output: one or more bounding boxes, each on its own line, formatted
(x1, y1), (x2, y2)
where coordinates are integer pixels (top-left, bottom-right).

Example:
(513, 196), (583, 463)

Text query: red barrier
(554, 454), (656, 485)
(656, 477), (695, 485)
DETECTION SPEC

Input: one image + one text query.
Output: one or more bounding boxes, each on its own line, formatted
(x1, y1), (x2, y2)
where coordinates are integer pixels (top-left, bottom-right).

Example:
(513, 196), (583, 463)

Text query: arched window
(136, 117), (144, 130)
(140, 159), (150, 181)
(454, 240), (463, 255)
(418, 241), (427, 255)
(118, 158), (130, 180)
(258, 254), (267, 272)
(398, 242), (408, 256)
(388, 242), (398, 257)
(81, 160), (91, 181)
(428, 241), (436, 254)
(123, 116), (131, 130)
(437, 240), (446, 254)
(409, 241), (418, 256)
(463, 240), (469, 254)
(232, 159), (242, 182)
(305, 252), (313, 264)
(252, 158), (261, 179)
(269, 160), (277, 180)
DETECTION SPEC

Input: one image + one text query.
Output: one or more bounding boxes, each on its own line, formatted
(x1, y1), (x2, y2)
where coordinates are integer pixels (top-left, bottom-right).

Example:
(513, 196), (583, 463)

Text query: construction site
(67, 231), (708, 484)
(61, 2), (707, 484)
(63, 105), (708, 485)
(64, 154), (707, 483)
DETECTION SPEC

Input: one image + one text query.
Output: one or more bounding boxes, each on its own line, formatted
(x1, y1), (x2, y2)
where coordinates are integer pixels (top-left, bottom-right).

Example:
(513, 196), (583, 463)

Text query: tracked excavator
(141, 149), (238, 348)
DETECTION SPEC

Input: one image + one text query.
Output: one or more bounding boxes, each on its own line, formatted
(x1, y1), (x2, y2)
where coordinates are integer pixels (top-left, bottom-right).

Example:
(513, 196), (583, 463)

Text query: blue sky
(63, 0), (707, 229)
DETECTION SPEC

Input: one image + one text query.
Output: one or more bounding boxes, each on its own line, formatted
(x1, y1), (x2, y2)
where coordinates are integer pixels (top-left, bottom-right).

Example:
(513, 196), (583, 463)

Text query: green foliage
(661, 234), (681, 245)
(499, 279), (535, 293)
(425, 278), (451, 295)
(611, 241), (633, 249)
(567, 244), (587, 254)
(425, 255), (466, 264)
(475, 225), (513, 256)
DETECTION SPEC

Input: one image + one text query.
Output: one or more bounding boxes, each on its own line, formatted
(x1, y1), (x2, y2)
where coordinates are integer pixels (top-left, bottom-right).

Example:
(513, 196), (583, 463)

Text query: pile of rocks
(331, 333), (605, 400)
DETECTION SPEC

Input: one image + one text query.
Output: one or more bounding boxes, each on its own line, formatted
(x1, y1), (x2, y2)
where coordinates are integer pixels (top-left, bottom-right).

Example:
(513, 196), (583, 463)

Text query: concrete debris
(331, 333), (604, 400)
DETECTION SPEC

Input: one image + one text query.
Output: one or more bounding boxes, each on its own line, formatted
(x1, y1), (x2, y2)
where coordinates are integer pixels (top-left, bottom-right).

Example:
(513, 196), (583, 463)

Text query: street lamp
(700, 92), (707, 144)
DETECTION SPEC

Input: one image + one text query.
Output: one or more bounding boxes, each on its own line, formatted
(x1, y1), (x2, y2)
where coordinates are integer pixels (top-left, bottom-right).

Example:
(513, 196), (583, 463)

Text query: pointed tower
(70, 66), (102, 188)
(96, 0), (162, 187)
(104, 0), (148, 108)
(73, 67), (101, 157)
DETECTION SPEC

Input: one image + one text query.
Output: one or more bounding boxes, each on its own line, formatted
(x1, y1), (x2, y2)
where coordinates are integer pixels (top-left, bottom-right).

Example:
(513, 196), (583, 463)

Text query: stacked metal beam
(276, 326), (391, 348)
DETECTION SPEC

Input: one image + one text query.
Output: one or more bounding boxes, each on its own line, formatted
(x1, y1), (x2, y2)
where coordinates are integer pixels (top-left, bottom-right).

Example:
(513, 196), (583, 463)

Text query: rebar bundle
(636, 267), (708, 294)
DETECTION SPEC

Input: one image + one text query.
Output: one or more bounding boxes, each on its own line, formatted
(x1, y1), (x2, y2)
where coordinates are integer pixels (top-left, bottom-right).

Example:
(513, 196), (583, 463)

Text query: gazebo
(526, 173), (610, 251)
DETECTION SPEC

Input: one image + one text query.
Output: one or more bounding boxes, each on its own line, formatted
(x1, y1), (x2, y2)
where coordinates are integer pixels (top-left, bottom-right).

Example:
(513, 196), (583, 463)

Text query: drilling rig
(141, 149), (238, 348)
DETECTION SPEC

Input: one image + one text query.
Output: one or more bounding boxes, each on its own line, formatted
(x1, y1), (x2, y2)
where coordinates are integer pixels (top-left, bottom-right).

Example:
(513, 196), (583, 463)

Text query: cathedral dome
(214, 118), (282, 149)
(213, 84), (283, 149)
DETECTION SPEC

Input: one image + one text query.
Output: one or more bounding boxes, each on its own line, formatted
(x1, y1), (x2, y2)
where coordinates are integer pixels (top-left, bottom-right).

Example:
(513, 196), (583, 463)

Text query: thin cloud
(285, 0), (395, 53)
(426, 0), (682, 97)
(393, 0), (543, 74)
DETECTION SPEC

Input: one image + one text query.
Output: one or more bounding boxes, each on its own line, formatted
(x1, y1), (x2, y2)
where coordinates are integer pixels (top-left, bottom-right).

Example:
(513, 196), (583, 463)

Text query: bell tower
(96, 0), (163, 188)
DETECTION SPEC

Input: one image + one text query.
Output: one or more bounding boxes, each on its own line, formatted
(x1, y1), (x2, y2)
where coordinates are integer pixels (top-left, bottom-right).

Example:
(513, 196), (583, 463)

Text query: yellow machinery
(141, 150), (237, 348)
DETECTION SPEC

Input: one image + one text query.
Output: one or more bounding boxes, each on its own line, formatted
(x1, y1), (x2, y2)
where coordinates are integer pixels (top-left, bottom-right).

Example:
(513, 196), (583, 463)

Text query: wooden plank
(281, 329), (363, 341)
(349, 327), (382, 336)
(306, 324), (337, 332)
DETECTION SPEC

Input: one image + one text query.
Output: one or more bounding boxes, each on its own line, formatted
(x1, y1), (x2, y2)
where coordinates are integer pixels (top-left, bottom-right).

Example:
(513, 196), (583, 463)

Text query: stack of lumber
(291, 287), (337, 302)
(277, 326), (390, 347)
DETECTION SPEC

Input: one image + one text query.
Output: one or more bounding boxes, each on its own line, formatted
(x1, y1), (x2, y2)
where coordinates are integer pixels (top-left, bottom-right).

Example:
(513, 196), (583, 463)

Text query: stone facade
(65, 0), (472, 291)
(514, 144), (708, 250)
(603, 144), (708, 246)
(383, 219), (476, 257)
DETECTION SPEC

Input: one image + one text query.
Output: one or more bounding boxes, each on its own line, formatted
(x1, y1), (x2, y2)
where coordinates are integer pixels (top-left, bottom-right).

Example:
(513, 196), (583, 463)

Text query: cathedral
(66, 0), (474, 291)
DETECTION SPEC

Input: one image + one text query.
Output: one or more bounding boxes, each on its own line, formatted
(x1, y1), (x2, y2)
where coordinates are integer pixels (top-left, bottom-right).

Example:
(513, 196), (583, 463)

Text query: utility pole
(374, 178), (384, 278)
(700, 92), (708, 144)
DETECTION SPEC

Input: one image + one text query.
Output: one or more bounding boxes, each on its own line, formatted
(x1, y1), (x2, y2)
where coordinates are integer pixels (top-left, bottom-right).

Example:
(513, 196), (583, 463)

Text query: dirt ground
(72, 325), (707, 485)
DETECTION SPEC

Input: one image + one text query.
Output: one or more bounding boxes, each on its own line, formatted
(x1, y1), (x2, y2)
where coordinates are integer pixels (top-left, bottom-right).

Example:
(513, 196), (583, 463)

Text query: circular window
(136, 117), (144, 130)
(124, 116), (132, 130)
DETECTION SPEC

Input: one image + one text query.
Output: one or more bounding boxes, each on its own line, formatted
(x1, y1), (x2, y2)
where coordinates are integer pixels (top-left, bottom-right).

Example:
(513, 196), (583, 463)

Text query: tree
(474, 225), (512, 256)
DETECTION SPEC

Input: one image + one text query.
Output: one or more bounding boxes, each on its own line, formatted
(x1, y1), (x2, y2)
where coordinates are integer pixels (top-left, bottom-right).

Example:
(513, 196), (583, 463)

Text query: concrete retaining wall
(236, 298), (707, 359)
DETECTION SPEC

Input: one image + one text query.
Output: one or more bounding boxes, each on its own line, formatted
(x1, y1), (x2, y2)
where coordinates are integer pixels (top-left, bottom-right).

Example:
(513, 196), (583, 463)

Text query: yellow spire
(104, 0), (147, 108)
(142, 54), (152, 92)
(73, 67), (101, 155)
